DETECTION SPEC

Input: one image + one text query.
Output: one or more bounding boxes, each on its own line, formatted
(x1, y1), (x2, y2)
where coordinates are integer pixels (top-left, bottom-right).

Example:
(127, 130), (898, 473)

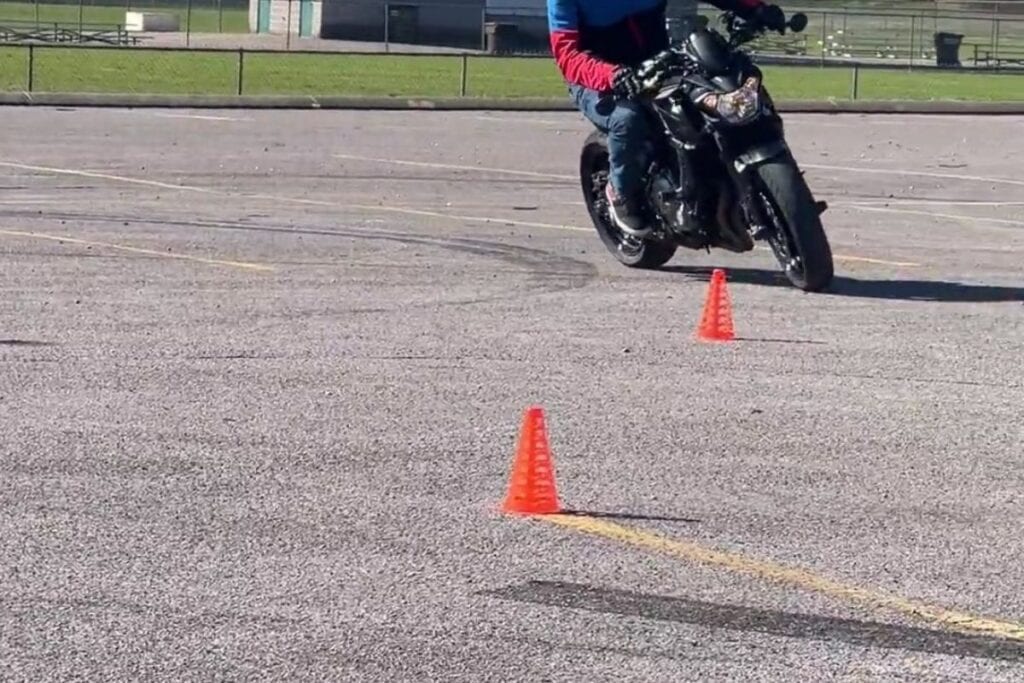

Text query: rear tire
(754, 157), (834, 292)
(579, 130), (677, 270)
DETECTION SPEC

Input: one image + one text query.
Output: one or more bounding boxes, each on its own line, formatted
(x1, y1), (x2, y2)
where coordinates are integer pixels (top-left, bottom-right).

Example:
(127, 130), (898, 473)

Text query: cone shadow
(0, 339), (54, 346)
(733, 336), (827, 345)
(560, 509), (701, 524)
(483, 581), (1024, 662)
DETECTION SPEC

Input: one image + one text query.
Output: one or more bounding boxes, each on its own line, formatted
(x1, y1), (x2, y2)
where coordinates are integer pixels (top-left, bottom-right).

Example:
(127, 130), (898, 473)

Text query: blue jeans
(570, 83), (651, 200)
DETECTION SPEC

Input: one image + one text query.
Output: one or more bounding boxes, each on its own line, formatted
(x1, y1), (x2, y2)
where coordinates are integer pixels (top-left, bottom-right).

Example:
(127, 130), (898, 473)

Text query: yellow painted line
(538, 514), (1024, 641)
(821, 250), (920, 268)
(0, 229), (274, 272)
(0, 158), (917, 267)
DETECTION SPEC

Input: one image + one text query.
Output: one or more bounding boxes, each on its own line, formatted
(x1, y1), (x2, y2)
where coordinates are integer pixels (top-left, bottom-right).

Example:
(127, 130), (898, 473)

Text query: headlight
(703, 77), (761, 124)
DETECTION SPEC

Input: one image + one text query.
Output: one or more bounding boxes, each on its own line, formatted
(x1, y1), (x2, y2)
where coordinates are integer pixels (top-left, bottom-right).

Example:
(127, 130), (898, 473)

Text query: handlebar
(723, 9), (808, 48)
(632, 9), (809, 93)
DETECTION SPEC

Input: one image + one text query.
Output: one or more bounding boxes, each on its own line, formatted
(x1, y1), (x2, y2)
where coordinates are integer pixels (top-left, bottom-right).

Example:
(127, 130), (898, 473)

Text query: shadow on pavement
(483, 581), (1024, 662)
(560, 509), (701, 524)
(664, 265), (1024, 303)
(0, 339), (54, 346)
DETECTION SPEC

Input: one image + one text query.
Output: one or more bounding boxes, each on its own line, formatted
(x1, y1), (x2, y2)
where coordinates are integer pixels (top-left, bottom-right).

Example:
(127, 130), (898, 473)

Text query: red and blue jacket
(548, 0), (764, 91)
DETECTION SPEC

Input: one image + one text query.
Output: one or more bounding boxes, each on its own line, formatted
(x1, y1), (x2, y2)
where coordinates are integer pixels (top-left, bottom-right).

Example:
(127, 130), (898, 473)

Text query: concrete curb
(2, 91), (1024, 114)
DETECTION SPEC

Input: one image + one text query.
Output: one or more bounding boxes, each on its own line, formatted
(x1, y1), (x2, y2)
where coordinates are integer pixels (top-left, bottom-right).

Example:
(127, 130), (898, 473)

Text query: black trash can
(934, 32), (964, 67)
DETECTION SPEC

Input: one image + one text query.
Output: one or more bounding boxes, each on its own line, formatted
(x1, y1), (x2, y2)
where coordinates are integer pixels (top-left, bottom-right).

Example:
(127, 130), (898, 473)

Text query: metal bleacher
(0, 18), (139, 45)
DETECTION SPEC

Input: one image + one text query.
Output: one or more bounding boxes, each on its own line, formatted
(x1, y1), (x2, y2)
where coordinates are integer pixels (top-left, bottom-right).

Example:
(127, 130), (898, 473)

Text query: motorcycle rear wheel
(579, 130), (677, 269)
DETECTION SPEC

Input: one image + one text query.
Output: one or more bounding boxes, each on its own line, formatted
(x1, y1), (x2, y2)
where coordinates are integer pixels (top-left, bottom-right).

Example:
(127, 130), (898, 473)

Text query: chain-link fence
(3, 0), (1024, 61)
(752, 4), (1024, 67)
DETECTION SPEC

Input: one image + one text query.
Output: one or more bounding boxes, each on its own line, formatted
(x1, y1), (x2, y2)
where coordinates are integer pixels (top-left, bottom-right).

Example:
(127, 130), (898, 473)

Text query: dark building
(320, 0), (698, 52)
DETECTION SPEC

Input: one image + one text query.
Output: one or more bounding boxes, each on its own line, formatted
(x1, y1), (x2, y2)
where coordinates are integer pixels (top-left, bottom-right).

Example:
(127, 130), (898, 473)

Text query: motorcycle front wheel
(579, 130), (677, 270)
(754, 156), (834, 292)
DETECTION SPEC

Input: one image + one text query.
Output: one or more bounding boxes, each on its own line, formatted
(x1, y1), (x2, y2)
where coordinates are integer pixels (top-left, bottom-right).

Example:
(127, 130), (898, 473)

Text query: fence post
(237, 48), (245, 96)
(994, 18), (1001, 63)
(384, 2), (389, 52)
(989, 10), (997, 56)
(27, 44), (33, 92)
(909, 14), (917, 70)
(820, 11), (827, 65)
(480, 8), (486, 51)
(850, 64), (859, 100)
(460, 54), (468, 96)
(286, 0), (292, 50)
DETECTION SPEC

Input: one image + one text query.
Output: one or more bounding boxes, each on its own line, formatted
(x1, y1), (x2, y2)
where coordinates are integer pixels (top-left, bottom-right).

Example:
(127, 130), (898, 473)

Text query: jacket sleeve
(547, 0), (617, 92)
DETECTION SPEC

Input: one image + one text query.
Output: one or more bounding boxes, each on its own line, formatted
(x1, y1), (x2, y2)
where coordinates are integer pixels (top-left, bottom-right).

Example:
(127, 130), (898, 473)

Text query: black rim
(759, 192), (805, 282)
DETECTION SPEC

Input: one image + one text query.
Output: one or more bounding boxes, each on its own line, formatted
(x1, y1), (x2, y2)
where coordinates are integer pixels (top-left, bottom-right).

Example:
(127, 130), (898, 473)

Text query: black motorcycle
(579, 10), (834, 292)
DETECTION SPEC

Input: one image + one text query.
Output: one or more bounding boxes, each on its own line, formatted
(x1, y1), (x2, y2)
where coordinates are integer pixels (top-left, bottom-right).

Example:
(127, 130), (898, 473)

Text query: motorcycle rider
(547, 0), (787, 236)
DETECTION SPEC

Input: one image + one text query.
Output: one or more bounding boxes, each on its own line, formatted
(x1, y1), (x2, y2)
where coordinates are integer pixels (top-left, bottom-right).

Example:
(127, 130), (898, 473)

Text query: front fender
(733, 140), (790, 174)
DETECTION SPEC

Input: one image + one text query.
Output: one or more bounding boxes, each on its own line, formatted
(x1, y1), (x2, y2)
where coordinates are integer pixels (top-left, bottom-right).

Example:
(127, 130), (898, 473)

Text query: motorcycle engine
(647, 167), (707, 249)
(649, 169), (680, 224)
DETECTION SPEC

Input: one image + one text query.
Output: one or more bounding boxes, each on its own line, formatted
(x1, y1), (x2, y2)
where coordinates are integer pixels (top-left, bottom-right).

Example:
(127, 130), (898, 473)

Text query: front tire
(579, 130), (676, 270)
(754, 157), (834, 292)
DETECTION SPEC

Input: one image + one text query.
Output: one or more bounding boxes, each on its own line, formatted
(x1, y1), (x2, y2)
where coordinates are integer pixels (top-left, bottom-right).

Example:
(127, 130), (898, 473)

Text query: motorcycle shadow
(664, 265), (1024, 303)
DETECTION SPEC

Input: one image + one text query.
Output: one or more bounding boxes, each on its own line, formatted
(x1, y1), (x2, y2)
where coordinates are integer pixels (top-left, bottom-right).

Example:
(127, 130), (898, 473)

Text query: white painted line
(838, 199), (1024, 208)
(0, 157), (918, 267)
(109, 110), (252, 122)
(150, 112), (251, 122)
(0, 159), (586, 233)
(474, 114), (575, 126)
(804, 162), (1024, 189)
(850, 204), (1024, 234)
(0, 161), (219, 194)
(0, 199), (77, 205)
(0, 228), (273, 272)
(332, 153), (575, 181)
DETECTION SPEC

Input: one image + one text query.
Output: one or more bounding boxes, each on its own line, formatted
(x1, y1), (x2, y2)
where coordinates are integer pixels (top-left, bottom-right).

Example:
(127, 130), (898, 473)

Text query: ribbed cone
(697, 268), (735, 342)
(501, 406), (561, 515)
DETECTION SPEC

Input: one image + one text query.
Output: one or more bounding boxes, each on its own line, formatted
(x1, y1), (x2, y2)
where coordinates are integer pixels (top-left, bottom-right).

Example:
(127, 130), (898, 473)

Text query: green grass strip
(2, 46), (1024, 101)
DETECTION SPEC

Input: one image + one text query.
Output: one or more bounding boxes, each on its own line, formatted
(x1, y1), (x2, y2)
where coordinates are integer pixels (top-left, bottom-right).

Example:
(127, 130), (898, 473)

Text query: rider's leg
(570, 84), (650, 236)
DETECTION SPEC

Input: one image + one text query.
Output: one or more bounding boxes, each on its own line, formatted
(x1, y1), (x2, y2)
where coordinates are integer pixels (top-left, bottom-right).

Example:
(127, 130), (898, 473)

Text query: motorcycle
(578, 9), (834, 292)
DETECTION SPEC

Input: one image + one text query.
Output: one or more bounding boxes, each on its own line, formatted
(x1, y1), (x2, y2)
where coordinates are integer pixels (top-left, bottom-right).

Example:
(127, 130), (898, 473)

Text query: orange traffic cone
(696, 268), (735, 342)
(501, 406), (561, 515)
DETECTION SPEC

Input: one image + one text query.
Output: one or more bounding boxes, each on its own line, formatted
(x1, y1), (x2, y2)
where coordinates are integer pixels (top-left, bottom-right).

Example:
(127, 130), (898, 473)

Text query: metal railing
(2, 42), (1024, 101)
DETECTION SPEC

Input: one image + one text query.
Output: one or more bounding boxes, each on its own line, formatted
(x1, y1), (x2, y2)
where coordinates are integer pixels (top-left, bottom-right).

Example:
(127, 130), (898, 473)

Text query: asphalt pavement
(1, 106), (1022, 681)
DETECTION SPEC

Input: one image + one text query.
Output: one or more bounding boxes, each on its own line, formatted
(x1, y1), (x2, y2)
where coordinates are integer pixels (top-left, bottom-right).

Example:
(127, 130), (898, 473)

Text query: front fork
(727, 162), (773, 241)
